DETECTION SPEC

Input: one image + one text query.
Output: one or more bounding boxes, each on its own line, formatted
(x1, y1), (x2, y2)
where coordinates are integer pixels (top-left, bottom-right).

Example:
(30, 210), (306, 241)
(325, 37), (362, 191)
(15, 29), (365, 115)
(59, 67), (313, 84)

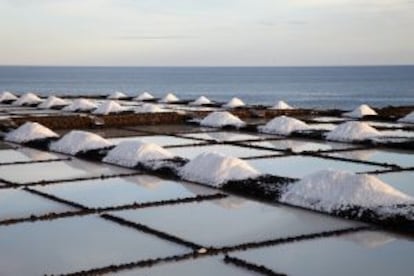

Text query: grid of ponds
(0, 107), (413, 275)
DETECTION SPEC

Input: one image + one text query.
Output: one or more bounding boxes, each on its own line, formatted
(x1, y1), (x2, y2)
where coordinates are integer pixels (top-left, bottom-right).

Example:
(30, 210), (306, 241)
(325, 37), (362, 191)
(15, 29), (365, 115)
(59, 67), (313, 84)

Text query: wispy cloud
(115, 35), (197, 40)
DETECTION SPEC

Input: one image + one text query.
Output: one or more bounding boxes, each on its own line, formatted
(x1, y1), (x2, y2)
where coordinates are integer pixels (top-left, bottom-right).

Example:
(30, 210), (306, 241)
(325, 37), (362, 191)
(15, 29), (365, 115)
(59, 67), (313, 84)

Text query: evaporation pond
(0, 215), (189, 275)
(34, 175), (217, 208)
(169, 144), (281, 159)
(233, 230), (414, 276)
(108, 135), (205, 146)
(116, 256), (255, 276)
(248, 156), (383, 178)
(0, 159), (132, 184)
(0, 148), (62, 163)
(112, 197), (360, 248)
(373, 171), (414, 197)
(325, 149), (414, 168)
(0, 189), (76, 220)
(243, 139), (355, 153)
(181, 131), (271, 142)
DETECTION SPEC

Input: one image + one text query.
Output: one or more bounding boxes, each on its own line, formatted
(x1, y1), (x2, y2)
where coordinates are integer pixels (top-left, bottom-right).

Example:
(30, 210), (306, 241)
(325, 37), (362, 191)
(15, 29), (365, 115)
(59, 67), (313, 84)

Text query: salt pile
(159, 93), (179, 103)
(0, 91), (18, 103)
(50, 130), (112, 155)
(108, 91), (128, 99)
(271, 100), (293, 110)
(134, 92), (155, 101)
(13, 92), (43, 106)
(190, 96), (212, 106)
(280, 170), (413, 212)
(5, 122), (58, 143)
(325, 121), (381, 142)
(63, 98), (98, 112)
(135, 103), (166, 113)
(179, 152), (260, 187)
(103, 140), (174, 168)
(93, 101), (128, 115)
(38, 96), (70, 109)
(223, 97), (245, 108)
(343, 104), (377, 118)
(200, 111), (246, 128)
(259, 116), (310, 135)
(398, 111), (414, 124)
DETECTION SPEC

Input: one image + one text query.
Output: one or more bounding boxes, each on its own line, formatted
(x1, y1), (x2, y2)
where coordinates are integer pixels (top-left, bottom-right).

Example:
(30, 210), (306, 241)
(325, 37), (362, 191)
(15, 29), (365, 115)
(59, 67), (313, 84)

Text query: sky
(0, 0), (413, 66)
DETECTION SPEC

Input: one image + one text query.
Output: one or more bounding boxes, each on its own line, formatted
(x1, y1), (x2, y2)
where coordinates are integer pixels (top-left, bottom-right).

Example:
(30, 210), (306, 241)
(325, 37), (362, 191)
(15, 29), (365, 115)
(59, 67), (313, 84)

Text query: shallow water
(0, 159), (132, 184)
(325, 149), (414, 168)
(248, 156), (384, 178)
(108, 135), (205, 146)
(0, 215), (189, 275)
(243, 139), (355, 153)
(33, 176), (217, 208)
(116, 256), (255, 276)
(233, 230), (414, 276)
(373, 172), (414, 197)
(169, 144), (281, 159)
(112, 197), (361, 248)
(0, 189), (76, 220)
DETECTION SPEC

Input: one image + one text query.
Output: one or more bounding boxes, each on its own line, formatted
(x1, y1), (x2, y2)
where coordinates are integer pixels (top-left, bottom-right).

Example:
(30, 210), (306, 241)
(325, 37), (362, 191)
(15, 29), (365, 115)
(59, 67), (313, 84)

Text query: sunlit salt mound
(50, 130), (112, 155)
(0, 91), (18, 103)
(190, 96), (212, 106)
(343, 104), (377, 118)
(5, 122), (58, 143)
(135, 103), (166, 113)
(159, 93), (179, 103)
(325, 121), (381, 142)
(280, 170), (413, 212)
(93, 101), (128, 115)
(63, 98), (97, 112)
(108, 91), (127, 99)
(200, 111), (246, 128)
(13, 92), (43, 106)
(223, 97), (245, 108)
(259, 116), (310, 135)
(103, 140), (174, 168)
(134, 91), (155, 101)
(179, 152), (260, 187)
(398, 111), (414, 124)
(271, 100), (293, 110)
(38, 96), (70, 109)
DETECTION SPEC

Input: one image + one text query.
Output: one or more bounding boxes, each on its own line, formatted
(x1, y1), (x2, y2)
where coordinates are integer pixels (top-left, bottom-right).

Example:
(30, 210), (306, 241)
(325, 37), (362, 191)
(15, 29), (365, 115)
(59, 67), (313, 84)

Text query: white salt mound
(93, 101), (128, 115)
(160, 93), (179, 103)
(13, 92), (43, 106)
(63, 98), (98, 112)
(190, 96), (212, 106)
(398, 111), (414, 124)
(259, 116), (310, 135)
(179, 152), (260, 187)
(325, 121), (381, 142)
(134, 92), (155, 101)
(5, 122), (58, 143)
(135, 103), (165, 113)
(50, 130), (112, 155)
(103, 140), (174, 168)
(271, 100), (293, 110)
(108, 91), (127, 99)
(38, 96), (70, 109)
(0, 91), (18, 102)
(223, 97), (245, 108)
(200, 111), (246, 128)
(343, 104), (377, 118)
(280, 170), (413, 212)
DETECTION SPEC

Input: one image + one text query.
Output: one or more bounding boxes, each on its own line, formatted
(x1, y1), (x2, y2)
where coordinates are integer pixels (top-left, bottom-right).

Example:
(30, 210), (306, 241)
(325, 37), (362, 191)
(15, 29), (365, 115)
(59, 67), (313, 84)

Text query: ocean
(0, 66), (413, 109)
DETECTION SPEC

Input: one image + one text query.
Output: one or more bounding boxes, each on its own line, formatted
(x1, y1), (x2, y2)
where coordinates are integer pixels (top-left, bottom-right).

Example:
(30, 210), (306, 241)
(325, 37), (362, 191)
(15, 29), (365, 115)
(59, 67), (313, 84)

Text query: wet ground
(0, 100), (413, 275)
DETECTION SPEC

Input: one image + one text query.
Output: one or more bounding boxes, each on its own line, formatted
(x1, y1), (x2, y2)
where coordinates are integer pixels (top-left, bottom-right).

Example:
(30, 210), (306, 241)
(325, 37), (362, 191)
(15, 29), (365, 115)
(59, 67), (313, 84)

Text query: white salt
(159, 93), (179, 103)
(5, 122), (58, 143)
(93, 101), (128, 115)
(343, 104), (378, 118)
(223, 97), (245, 108)
(63, 98), (98, 112)
(134, 92), (155, 101)
(190, 96), (212, 106)
(108, 91), (128, 99)
(325, 121), (381, 142)
(13, 92), (43, 106)
(0, 91), (18, 102)
(398, 111), (414, 124)
(271, 100), (293, 110)
(38, 96), (70, 109)
(50, 130), (112, 155)
(200, 111), (246, 128)
(259, 116), (310, 135)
